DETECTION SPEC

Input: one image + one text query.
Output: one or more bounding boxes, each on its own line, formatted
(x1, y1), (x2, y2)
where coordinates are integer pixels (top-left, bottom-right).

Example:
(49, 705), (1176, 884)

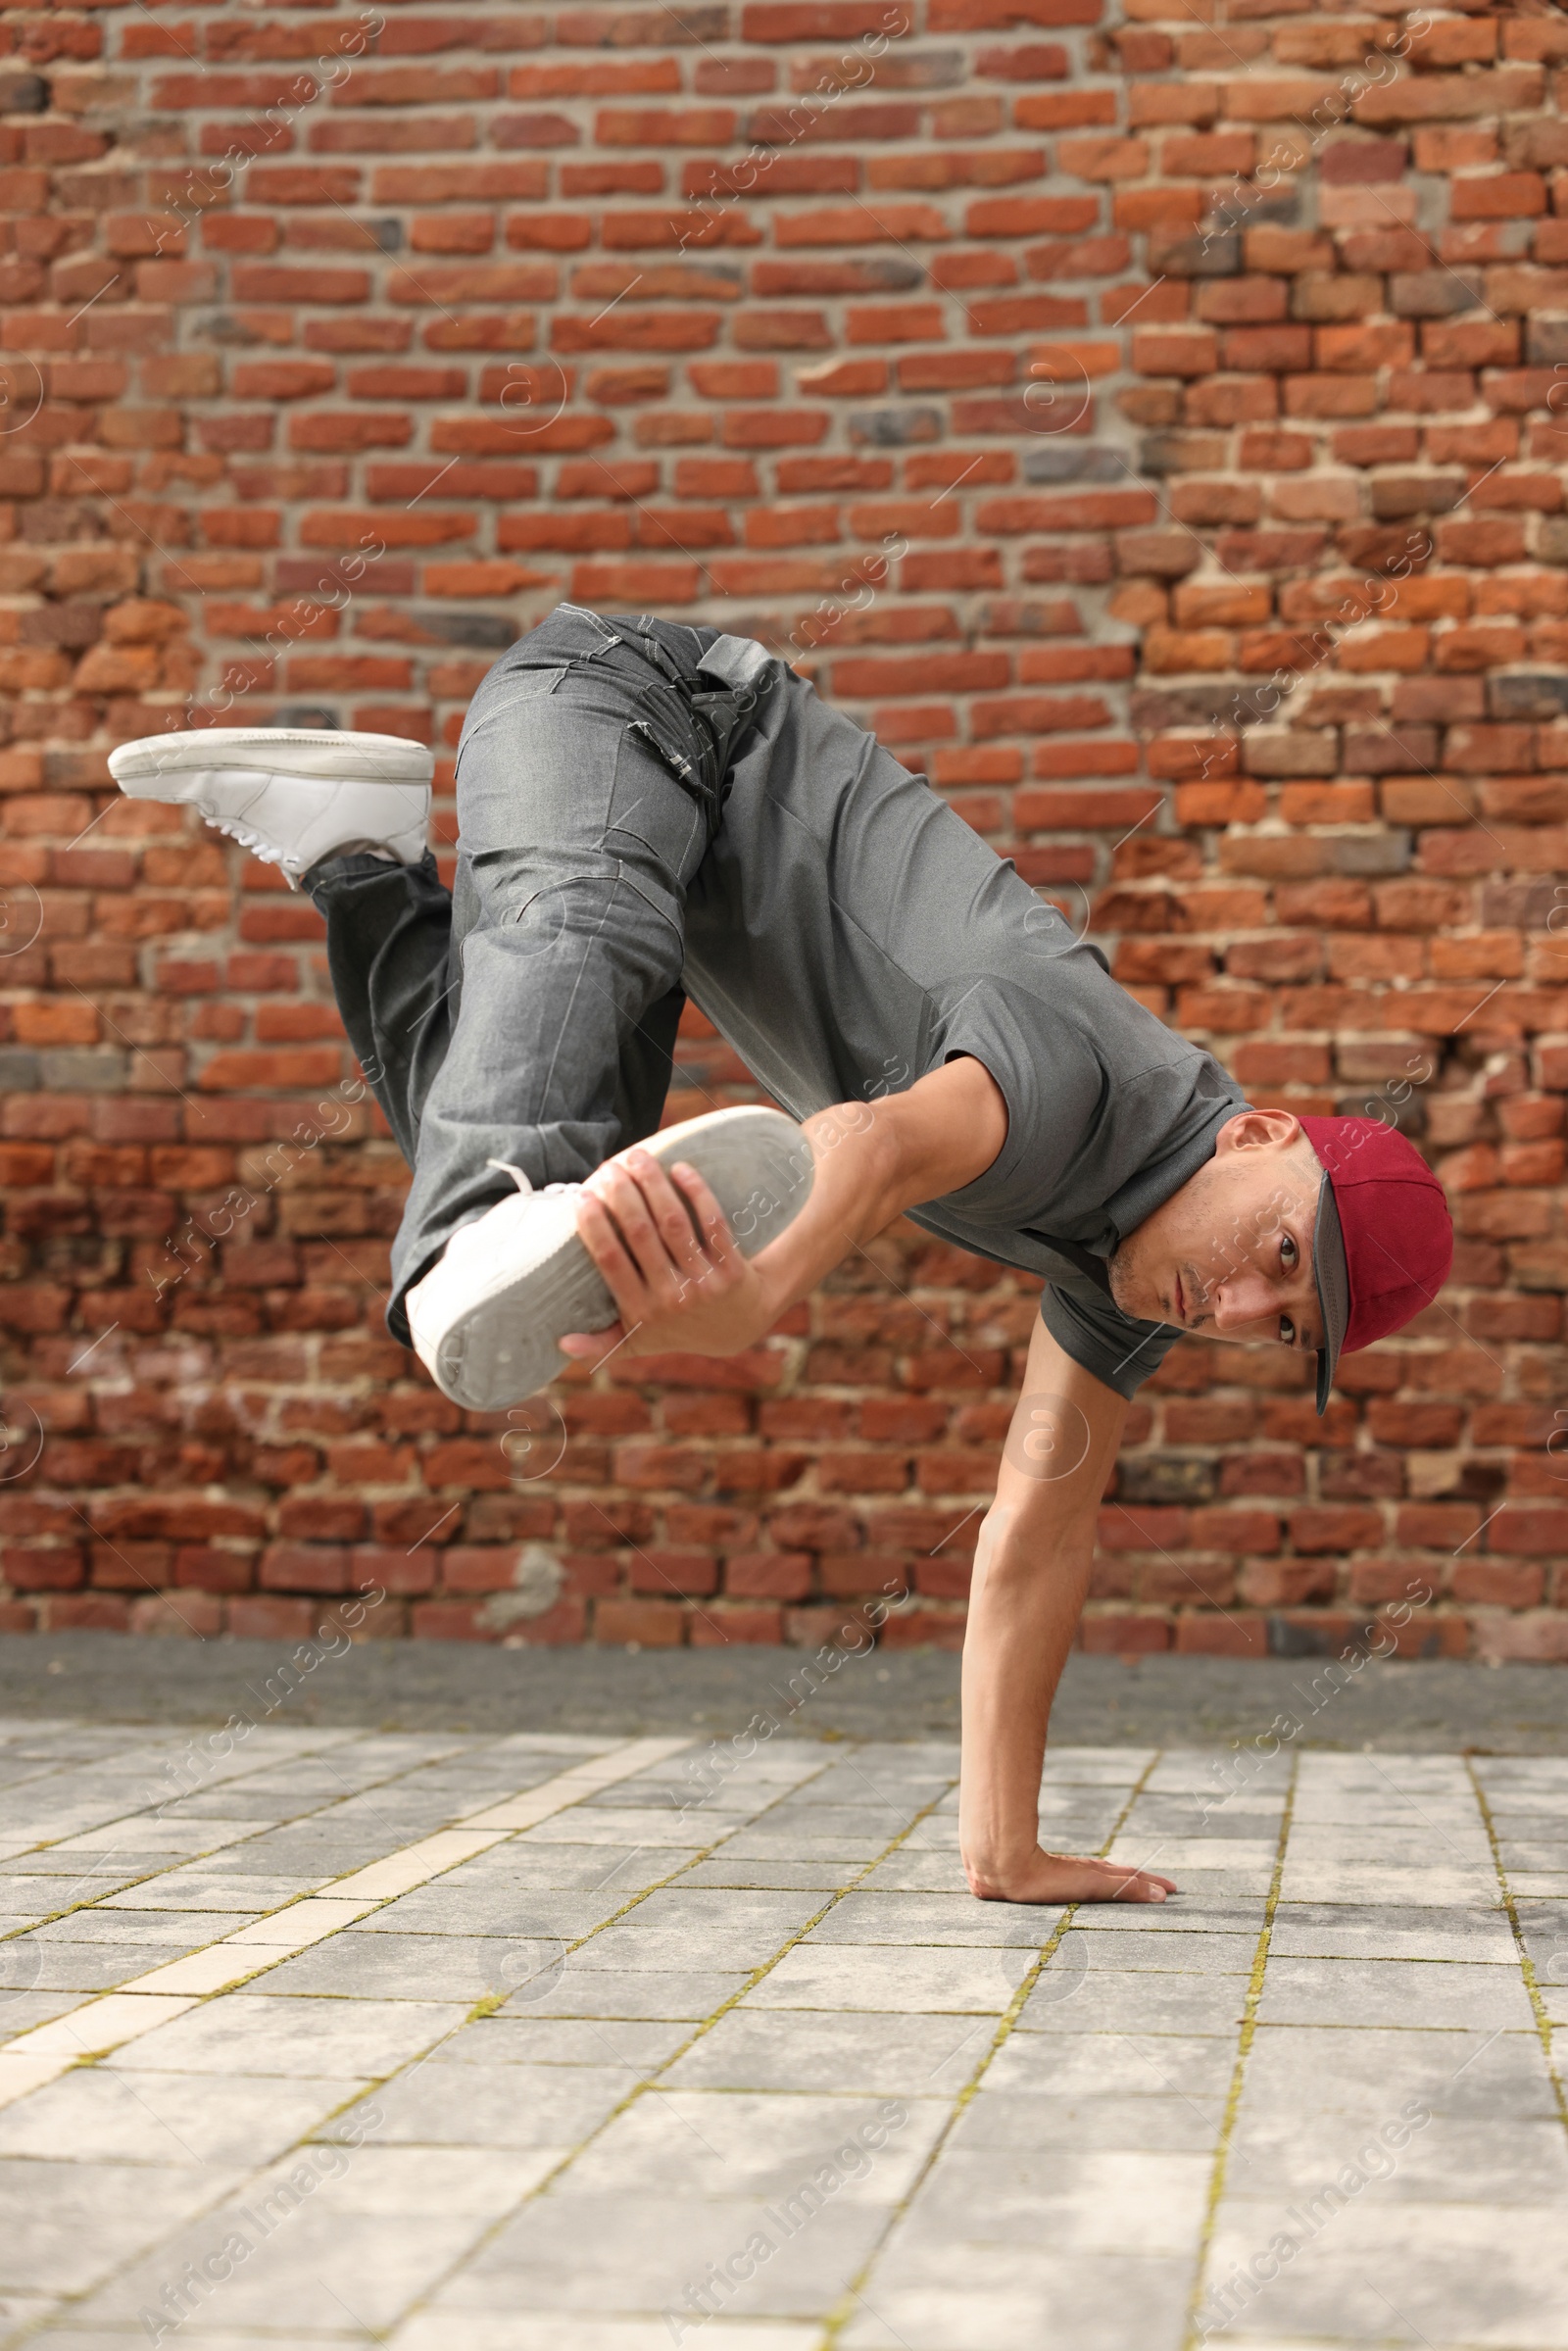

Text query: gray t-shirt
(674, 643), (1247, 1398)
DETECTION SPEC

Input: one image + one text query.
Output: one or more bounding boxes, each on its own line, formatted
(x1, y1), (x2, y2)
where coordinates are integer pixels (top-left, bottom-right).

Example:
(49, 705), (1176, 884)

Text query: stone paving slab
(0, 1719), (1562, 2348)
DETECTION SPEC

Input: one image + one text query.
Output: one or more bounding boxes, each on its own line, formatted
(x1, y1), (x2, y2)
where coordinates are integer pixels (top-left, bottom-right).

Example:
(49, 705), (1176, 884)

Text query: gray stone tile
(518, 1810), (708, 1849)
(393, 2317), (822, 2350)
(1041, 1751), (1156, 1784)
(357, 1886), (629, 1938)
(1126, 1796), (1287, 1841)
(1241, 2024), (1556, 2123)
(949, 2090), (1223, 2156)
(434, 2191), (889, 2315)
(568, 2089), (944, 2203)
(1018, 1971), (1250, 2036)
(7, 1942), (219, 1991)
(1225, 2109), (1568, 2206)
(0, 2069), (368, 2167)
(0, 1871), (187, 1908)
(99, 1871), (330, 1911)
(985, 2031), (1237, 2103)
(1254, 1956), (1536, 2033)
(1145, 1753), (1293, 1798)
(109, 1992), (467, 2080)
(663, 2010), (996, 2097)
(838, 2250), (1193, 2350)
(718, 1834), (896, 1862)
(74, 2201), (497, 2334)
(1198, 2204), (1568, 2347)
(805, 1891), (1066, 1947)
(1074, 1902), (1264, 1935)
(896, 1819), (963, 1851)
(0, 1988), (85, 2033)
(854, 1852), (973, 1894)
(747, 1944), (1031, 2015)
(1268, 1904), (1520, 1964)
(565, 1923), (797, 1975)
(615, 1887), (826, 1937)
(295, 2143), (546, 2216)
(257, 1931), (568, 2003)
(458, 1846), (686, 1888)
(1276, 1860), (1501, 1907)
(1284, 1830), (1494, 1871)
(323, 2063), (634, 2151)
(31, 1909), (261, 1945)
(886, 2145), (1210, 2255)
(0, 2157), (240, 2294)
(499, 1969), (749, 2021)
(1073, 1928), (1257, 1975)
(1287, 1801), (1486, 1836)
(675, 1858), (865, 1891)
(1498, 1840), (1568, 1870)
(431, 2016), (692, 2072)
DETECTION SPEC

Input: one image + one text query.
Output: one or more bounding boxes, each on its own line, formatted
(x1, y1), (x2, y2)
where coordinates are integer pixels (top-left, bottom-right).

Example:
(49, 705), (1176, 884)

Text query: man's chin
(1105, 1252), (1141, 1319)
(1108, 1250), (1181, 1330)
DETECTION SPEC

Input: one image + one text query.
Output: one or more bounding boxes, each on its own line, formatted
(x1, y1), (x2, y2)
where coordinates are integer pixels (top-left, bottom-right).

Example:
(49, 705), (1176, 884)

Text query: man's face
(1107, 1110), (1325, 1355)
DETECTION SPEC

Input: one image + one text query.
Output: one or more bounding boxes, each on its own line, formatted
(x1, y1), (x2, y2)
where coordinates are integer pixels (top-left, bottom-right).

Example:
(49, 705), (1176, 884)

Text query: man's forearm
(959, 1504), (1098, 1891)
(566, 1062), (1003, 1368)
(753, 1053), (1011, 1327)
(955, 1318), (1140, 1902)
(752, 1101), (906, 1326)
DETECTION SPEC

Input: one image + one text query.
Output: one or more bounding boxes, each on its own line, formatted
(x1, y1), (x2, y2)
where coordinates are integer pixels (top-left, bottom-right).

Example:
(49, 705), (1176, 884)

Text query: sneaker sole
(426, 1106), (816, 1412)
(110, 727), (434, 790)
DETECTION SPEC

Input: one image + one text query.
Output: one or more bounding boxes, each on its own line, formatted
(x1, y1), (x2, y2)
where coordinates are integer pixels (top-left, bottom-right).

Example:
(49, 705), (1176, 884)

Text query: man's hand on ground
(560, 1148), (773, 1367)
(965, 1848), (1178, 1905)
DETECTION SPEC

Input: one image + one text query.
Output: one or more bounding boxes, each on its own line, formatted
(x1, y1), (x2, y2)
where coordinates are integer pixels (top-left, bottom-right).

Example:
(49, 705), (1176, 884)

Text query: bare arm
(752, 1052), (1010, 1325)
(960, 1313), (1176, 1905)
(562, 1053), (1009, 1364)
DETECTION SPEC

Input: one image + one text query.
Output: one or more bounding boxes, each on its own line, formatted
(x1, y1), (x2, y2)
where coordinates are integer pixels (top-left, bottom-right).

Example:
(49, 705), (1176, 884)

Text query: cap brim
(1311, 1171), (1349, 1415)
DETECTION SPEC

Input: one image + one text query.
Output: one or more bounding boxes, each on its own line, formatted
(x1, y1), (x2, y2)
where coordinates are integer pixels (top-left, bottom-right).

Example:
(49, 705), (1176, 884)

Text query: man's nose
(1211, 1275), (1273, 1335)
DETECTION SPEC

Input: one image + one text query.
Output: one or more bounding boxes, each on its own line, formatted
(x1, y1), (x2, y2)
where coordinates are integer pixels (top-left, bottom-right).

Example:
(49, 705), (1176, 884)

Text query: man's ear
(1213, 1107), (1303, 1157)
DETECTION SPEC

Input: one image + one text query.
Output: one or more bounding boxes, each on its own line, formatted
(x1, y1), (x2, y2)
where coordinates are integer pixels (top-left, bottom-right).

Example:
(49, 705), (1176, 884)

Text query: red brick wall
(2, 0), (1565, 1659)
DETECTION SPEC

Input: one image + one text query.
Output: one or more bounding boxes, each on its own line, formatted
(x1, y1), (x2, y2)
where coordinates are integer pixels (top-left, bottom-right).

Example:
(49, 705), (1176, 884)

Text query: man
(113, 602), (1453, 1909)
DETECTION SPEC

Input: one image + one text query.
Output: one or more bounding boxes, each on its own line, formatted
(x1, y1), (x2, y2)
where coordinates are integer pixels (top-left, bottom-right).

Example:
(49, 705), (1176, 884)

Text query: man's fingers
(560, 1322), (626, 1362)
(1040, 1850), (1179, 1904)
(670, 1162), (737, 1258)
(581, 1169), (665, 1280)
(1110, 1867), (1176, 1902)
(574, 1191), (653, 1313)
(627, 1151), (708, 1261)
(588, 1154), (700, 1283)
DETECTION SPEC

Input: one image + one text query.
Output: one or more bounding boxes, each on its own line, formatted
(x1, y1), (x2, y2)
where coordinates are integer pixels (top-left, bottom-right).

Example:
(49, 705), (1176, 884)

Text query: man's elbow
(970, 1497), (1098, 1592)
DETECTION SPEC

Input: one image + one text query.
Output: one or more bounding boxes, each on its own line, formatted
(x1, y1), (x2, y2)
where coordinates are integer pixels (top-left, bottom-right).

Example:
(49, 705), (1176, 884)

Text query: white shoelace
(485, 1158), (581, 1199)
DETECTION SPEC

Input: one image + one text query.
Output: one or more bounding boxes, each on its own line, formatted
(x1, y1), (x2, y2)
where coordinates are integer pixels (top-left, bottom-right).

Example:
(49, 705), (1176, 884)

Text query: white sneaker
(406, 1105), (816, 1411)
(109, 726), (433, 882)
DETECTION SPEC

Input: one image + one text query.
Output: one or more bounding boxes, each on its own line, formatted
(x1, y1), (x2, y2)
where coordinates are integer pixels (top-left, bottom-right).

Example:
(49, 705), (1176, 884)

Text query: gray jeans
(310, 605), (780, 1346)
(313, 599), (973, 1351)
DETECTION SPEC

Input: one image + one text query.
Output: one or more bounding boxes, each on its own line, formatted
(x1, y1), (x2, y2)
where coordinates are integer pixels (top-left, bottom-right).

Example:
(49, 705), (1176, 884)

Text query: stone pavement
(0, 1715), (1564, 2350)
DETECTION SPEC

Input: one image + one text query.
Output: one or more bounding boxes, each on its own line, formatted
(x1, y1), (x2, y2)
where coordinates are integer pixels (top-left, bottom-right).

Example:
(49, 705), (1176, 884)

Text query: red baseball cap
(1298, 1116), (1454, 1415)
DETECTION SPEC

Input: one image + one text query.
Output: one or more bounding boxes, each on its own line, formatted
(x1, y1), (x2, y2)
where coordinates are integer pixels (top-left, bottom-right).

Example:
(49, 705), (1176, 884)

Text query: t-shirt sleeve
(1039, 1282), (1181, 1400)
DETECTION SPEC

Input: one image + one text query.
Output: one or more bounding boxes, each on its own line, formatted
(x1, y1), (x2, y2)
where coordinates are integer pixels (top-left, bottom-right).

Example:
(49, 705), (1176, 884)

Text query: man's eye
(1280, 1316), (1297, 1347)
(1281, 1234), (1298, 1272)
